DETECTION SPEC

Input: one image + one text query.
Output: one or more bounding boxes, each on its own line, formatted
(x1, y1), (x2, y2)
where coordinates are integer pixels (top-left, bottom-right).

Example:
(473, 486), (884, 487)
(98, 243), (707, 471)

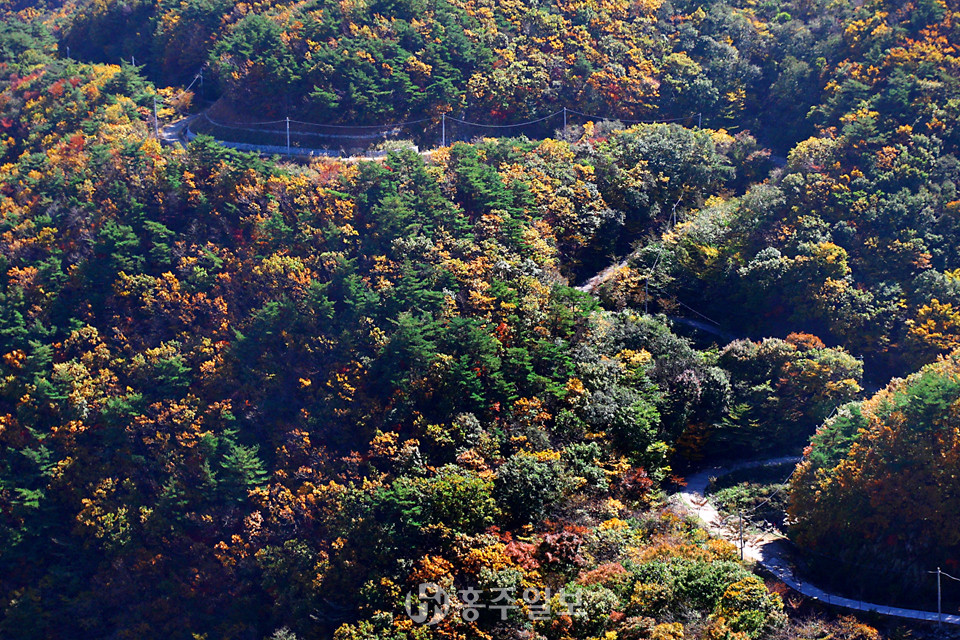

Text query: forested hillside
(585, 0), (960, 377)
(1, 0), (959, 638)
(52, 0), (957, 150)
(52, 0), (960, 377)
(789, 352), (960, 608)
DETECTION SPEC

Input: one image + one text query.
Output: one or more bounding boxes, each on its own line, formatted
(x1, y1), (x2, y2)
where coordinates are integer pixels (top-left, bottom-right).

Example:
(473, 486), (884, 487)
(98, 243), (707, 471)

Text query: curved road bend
(677, 457), (960, 626)
(160, 113), (200, 148)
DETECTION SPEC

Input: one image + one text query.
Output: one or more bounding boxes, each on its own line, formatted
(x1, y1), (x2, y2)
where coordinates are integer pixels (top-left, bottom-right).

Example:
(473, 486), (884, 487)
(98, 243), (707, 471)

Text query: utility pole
(563, 107), (567, 131)
(199, 68), (204, 100)
(644, 277), (649, 315)
(286, 117), (291, 156)
(441, 113), (446, 147)
(937, 567), (943, 627)
(927, 567), (943, 627)
(698, 112), (702, 129)
(738, 509), (744, 561)
(153, 95), (160, 139)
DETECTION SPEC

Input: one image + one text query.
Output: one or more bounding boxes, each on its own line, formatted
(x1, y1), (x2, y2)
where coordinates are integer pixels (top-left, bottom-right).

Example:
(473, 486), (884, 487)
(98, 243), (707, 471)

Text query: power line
(565, 108), (693, 124)
(446, 110), (564, 128)
(210, 111), (563, 132)
(709, 459), (800, 521)
(940, 569), (960, 582)
(201, 114), (409, 140)
(164, 69), (204, 106)
(646, 281), (723, 327)
(179, 102), (701, 158)
(740, 469), (794, 515)
(718, 413), (849, 519)
(204, 114), (287, 128)
(737, 408), (842, 540)
(645, 244), (667, 315)
(930, 564), (960, 628)
(288, 116), (432, 129)
(642, 195), (681, 315)
(191, 106), (698, 142)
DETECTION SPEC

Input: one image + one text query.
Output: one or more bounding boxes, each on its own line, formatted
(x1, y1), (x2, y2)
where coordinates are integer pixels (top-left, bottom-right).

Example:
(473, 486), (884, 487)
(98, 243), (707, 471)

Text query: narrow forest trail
(676, 458), (960, 626)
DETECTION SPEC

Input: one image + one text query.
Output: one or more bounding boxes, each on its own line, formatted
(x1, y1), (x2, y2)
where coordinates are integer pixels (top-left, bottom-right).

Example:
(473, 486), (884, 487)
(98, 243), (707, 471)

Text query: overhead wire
(203, 113), (287, 128)
(164, 68), (204, 105)
(725, 410), (845, 518)
(445, 110), (564, 128)
(187, 104), (699, 147)
(565, 108), (693, 124)
(288, 116), (432, 128)
(181, 103), (702, 159)
(646, 281), (724, 327)
(202, 114), (414, 140)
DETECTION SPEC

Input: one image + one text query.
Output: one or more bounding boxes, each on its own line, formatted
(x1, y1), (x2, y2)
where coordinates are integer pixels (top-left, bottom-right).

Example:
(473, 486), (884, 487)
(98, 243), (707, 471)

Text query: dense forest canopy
(0, 0), (959, 638)
(789, 352), (960, 607)
(44, 0), (960, 377)
(51, 0), (959, 151)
